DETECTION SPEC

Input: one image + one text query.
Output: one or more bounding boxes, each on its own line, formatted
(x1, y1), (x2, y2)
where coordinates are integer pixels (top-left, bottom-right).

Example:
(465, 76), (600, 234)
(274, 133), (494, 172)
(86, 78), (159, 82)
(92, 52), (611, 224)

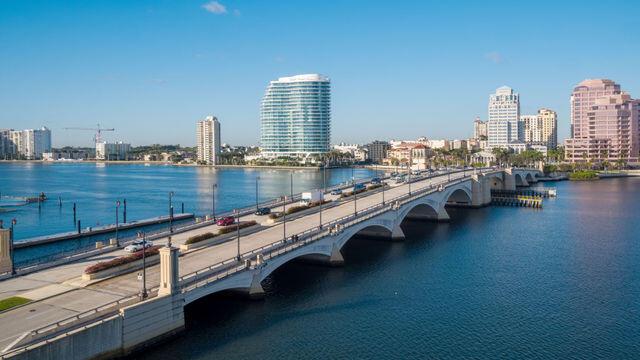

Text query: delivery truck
(300, 190), (324, 206)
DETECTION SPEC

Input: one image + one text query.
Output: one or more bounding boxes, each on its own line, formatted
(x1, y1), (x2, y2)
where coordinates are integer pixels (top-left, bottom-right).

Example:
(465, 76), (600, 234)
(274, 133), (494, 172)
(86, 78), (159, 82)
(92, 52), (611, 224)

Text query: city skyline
(2, 1), (640, 147)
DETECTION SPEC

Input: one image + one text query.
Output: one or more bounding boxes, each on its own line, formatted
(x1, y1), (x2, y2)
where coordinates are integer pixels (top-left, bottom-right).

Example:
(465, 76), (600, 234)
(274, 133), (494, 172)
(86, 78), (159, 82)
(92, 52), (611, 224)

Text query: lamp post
(353, 176), (357, 217)
(137, 231), (148, 300)
(255, 176), (260, 212)
(115, 200), (120, 247)
(282, 196), (287, 242)
(211, 183), (217, 221)
(290, 172), (294, 200)
(319, 189), (323, 229)
(9, 219), (16, 275)
(235, 209), (241, 261)
(168, 191), (174, 233)
(323, 161), (327, 193)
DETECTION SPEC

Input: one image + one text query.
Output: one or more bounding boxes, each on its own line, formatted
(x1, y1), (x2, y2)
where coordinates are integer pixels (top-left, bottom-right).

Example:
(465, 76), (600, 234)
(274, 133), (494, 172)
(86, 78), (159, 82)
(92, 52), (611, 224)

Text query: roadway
(0, 169), (473, 350)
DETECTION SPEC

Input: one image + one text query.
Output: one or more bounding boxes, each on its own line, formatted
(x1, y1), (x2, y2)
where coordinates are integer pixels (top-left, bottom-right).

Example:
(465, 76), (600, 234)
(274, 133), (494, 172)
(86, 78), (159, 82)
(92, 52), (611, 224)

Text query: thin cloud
(484, 51), (503, 64)
(202, 1), (227, 14)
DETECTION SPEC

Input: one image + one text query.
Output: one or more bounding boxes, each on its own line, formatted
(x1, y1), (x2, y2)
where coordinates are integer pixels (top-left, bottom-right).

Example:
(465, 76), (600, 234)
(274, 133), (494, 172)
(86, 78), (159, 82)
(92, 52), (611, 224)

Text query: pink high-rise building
(565, 79), (640, 164)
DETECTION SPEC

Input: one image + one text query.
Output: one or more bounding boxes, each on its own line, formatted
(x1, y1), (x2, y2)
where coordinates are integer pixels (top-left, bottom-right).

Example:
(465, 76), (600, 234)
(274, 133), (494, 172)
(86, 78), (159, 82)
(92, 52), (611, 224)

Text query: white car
(124, 240), (153, 253)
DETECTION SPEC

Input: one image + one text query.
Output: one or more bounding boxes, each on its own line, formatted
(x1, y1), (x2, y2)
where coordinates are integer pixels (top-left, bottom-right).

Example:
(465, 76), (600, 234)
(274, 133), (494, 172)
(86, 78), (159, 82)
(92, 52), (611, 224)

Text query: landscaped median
(82, 246), (161, 280)
(0, 296), (30, 312)
(266, 201), (330, 223)
(340, 183), (385, 198)
(180, 220), (258, 251)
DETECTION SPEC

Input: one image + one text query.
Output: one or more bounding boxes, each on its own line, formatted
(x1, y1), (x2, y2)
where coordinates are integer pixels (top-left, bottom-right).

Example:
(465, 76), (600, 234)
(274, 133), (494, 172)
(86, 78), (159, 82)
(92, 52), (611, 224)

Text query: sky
(1, 0), (639, 147)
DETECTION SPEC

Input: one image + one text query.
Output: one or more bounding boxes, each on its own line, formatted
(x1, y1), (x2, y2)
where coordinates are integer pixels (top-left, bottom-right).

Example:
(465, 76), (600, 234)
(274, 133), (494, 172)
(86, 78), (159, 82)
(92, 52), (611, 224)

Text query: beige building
(196, 115), (221, 165)
(522, 108), (557, 149)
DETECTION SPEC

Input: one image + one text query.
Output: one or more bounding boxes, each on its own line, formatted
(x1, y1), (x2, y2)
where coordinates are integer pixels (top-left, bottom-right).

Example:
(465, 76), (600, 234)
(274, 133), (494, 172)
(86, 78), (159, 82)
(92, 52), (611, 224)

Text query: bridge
(0, 167), (541, 360)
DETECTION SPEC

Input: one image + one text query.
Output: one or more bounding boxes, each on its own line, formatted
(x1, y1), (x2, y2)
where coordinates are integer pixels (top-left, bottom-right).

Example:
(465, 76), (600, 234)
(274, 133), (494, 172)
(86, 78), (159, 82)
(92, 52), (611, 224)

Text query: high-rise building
(196, 115), (221, 165)
(260, 74), (331, 158)
(565, 79), (639, 163)
(522, 109), (557, 149)
(473, 117), (487, 140)
(1, 127), (51, 160)
(364, 140), (390, 164)
(487, 86), (520, 149)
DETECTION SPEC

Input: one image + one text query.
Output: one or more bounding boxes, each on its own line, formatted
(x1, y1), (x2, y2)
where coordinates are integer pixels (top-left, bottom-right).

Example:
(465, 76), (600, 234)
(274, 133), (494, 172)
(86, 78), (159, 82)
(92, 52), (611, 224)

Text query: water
(0, 163), (376, 241)
(133, 178), (639, 359)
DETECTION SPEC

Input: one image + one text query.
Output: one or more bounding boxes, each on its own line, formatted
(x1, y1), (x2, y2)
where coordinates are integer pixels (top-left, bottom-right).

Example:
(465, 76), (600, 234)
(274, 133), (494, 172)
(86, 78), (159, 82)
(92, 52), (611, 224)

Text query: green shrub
(286, 205), (308, 215)
(85, 246), (161, 274)
(569, 170), (599, 181)
(185, 232), (217, 245)
(218, 220), (258, 234)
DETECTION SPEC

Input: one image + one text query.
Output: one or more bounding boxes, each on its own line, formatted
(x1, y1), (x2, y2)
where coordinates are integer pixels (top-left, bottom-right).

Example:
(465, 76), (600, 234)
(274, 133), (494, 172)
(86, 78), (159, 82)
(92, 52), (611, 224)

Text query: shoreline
(0, 160), (349, 170)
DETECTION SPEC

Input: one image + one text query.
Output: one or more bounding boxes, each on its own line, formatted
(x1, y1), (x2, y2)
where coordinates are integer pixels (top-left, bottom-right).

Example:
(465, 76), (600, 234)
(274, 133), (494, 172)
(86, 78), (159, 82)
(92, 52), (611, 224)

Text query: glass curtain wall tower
(260, 74), (331, 158)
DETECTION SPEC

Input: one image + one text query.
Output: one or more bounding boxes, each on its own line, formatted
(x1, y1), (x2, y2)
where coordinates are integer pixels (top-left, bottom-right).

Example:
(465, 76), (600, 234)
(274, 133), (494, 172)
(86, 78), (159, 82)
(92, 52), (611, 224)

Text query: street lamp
(115, 200), (121, 247)
(255, 176), (260, 212)
(137, 231), (148, 300)
(353, 176), (358, 217)
(211, 183), (217, 221)
(235, 209), (241, 261)
(282, 196), (287, 242)
(323, 161), (327, 193)
(290, 172), (294, 200)
(9, 219), (16, 275)
(168, 191), (174, 233)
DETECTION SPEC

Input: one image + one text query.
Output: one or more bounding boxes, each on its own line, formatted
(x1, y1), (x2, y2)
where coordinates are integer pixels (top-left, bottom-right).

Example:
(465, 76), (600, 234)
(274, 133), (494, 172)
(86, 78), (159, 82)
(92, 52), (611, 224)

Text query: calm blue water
(0, 163), (376, 241)
(133, 178), (640, 359)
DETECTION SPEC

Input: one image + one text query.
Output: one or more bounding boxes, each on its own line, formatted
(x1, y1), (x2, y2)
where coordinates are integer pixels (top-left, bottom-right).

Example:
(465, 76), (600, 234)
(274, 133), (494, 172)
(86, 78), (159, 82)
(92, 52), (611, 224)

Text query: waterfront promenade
(0, 168), (541, 358)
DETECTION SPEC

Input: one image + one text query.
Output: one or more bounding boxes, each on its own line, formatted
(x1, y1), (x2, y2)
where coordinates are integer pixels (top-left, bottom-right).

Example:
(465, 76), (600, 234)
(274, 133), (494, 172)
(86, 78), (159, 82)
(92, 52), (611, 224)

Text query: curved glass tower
(260, 74), (331, 158)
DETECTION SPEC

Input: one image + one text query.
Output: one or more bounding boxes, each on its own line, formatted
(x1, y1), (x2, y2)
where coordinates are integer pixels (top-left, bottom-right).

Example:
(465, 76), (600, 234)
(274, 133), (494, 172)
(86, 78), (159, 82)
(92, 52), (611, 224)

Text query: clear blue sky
(1, 0), (639, 147)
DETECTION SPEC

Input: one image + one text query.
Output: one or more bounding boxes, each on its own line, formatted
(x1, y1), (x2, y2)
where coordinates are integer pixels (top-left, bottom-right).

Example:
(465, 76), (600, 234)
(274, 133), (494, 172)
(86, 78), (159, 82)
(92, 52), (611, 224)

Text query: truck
(300, 190), (324, 206)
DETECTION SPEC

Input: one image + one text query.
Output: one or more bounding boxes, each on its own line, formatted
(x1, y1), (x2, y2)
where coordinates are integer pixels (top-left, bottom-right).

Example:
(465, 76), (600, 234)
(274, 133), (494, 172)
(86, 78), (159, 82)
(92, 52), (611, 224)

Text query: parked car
(216, 216), (235, 226)
(255, 207), (271, 215)
(370, 177), (381, 185)
(331, 188), (342, 195)
(395, 176), (405, 184)
(124, 240), (153, 253)
(353, 183), (366, 192)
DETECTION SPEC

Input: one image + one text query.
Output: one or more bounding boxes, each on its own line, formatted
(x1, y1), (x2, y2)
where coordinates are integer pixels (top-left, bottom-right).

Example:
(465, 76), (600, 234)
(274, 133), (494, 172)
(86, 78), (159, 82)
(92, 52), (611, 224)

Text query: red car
(216, 216), (235, 226)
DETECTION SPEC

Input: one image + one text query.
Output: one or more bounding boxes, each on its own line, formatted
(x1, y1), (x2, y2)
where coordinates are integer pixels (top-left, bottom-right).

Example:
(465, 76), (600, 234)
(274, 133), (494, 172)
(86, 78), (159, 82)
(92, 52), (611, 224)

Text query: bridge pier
(248, 273), (265, 299)
(504, 169), (517, 191)
(391, 224), (406, 240)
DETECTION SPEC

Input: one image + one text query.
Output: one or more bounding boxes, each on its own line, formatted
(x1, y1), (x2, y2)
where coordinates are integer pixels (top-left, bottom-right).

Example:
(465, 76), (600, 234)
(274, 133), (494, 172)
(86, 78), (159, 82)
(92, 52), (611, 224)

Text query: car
(216, 216), (235, 226)
(255, 207), (271, 215)
(395, 177), (405, 184)
(330, 189), (342, 195)
(124, 240), (153, 253)
(370, 177), (381, 184)
(353, 183), (365, 191)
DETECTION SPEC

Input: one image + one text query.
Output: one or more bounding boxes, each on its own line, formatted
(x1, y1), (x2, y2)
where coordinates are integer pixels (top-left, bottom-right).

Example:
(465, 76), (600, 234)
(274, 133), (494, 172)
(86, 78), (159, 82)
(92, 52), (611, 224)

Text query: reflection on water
(134, 178), (640, 359)
(0, 163), (377, 240)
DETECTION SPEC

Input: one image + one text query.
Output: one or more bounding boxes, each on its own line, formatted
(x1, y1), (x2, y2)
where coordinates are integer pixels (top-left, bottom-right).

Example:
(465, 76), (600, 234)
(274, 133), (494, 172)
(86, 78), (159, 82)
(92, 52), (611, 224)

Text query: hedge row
(84, 246), (161, 274)
(268, 200), (330, 219)
(185, 232), (217, 245)
(218, 220), (258, 234)
(340, 188), (366, 198)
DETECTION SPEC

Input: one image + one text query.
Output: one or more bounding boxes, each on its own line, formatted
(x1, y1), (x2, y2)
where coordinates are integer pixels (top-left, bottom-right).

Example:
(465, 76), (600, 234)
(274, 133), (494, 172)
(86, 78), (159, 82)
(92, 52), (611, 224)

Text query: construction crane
(64, 123), (115, 144)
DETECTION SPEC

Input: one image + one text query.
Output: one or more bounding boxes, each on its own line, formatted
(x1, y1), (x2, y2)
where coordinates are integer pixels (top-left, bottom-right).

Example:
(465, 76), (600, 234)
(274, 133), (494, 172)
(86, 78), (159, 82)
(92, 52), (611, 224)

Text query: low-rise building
(96, 141), (131, 160)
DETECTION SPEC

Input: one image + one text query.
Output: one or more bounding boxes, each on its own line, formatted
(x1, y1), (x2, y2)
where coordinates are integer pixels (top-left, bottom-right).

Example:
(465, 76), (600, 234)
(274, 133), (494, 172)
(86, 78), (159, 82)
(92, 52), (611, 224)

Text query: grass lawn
(0, 296), (30, 312)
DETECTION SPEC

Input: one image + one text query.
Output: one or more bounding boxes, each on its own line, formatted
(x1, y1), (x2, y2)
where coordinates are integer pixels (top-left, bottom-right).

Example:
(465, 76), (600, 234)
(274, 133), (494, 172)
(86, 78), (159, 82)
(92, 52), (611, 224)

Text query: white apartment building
(196, 115), (221, 165)
(487, 86), (520, 149)
(0, 127), (51, 159)
(473, 117), (488, 139)
(96, 141), (131, 160)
